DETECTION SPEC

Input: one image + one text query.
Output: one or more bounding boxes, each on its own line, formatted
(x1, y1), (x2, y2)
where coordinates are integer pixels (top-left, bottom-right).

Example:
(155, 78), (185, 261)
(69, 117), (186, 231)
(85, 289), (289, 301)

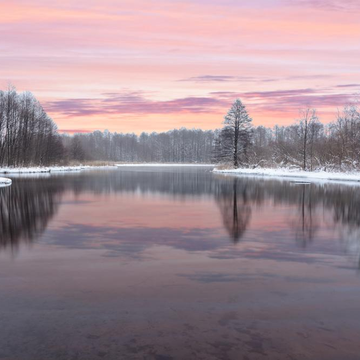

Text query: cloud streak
(44, 91), (228, 117)
(180, 75), (333, 83)
(44, 87), (359, 121)
(179, 75), (278, 83)
(288, 0), (360, 11)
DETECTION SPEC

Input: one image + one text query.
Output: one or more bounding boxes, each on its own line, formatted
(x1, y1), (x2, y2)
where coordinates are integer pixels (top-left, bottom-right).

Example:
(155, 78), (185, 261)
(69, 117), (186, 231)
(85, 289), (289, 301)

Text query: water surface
(0, 166), (360, 360)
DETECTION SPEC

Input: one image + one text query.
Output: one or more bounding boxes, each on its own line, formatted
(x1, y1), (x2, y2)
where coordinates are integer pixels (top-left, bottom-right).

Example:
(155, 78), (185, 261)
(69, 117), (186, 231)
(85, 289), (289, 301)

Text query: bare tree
(63, 128), (216, 164)
(297, 108), (318, 171)
(215, 99), (253, 168)
(0, 87), (64, 167)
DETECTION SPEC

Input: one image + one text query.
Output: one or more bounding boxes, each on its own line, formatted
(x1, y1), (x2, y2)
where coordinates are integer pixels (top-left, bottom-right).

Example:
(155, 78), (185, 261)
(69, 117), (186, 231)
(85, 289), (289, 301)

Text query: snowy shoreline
(0, 177), (12, 187)
(0, 165), (118, 174)
(0, 163), (212, 175)
(213, 167), (360, 185)
(0, 166), (84, 174)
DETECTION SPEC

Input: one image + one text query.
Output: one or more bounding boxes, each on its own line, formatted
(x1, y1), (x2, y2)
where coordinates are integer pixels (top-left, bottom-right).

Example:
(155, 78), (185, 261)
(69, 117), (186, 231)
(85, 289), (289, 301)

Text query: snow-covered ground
(0, 165), (118, 174)
(0, 177), (12, 187)
(0, 164), (210, 175)
(214, 167), (360, 184)
(116, 163), (214, 167)
(0, 166), (85, 174)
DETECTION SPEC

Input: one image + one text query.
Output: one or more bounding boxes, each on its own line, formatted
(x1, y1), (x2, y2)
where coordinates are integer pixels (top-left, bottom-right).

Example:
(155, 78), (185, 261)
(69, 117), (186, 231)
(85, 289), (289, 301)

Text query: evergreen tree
(216, 99), (253, 168)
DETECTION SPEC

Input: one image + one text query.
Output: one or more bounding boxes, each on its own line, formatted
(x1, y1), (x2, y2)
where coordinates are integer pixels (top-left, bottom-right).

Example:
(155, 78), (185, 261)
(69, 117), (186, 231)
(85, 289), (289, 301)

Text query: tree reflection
(2, 168), (360, 265)
(0, 179), (63, 253)
(330, 188), (360, 269)
(215, 178), (251, 243)
(292, 184), (319, 248)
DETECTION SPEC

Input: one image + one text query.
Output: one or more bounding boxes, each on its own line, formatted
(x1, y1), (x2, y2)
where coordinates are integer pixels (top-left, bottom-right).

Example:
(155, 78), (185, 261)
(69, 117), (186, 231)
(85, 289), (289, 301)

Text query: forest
(1, 87), (360, 170)
(215, 99), (360, 171)
(0, 87), (64, 166)
(62, 128), (215, 164)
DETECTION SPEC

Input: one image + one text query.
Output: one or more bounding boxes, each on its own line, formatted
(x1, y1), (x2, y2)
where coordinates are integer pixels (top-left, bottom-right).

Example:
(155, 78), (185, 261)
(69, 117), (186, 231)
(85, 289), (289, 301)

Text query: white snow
(0, 165), (117, 174)
(214, 167), (360, 185)
(0, 166), (85, 174)
(0, 177), (12, 187)
(116, 163), (214, 167)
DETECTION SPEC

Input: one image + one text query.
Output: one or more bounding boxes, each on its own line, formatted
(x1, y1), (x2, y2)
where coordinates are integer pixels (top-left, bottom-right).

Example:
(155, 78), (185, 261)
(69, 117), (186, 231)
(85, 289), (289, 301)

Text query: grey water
(0, 166), (360, 360)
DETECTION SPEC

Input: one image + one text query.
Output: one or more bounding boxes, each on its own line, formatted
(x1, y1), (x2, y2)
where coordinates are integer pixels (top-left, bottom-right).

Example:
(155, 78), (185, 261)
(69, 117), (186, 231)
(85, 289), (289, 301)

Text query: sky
(1, 0), (359, 134)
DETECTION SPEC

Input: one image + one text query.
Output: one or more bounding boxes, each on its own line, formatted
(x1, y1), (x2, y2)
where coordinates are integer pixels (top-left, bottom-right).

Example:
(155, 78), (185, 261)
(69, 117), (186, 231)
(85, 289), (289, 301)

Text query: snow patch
(0, 177), (12, 187)
(214, 167), (360, 185)
(0, 165), (117, 174)
(0, 166), (84, 174)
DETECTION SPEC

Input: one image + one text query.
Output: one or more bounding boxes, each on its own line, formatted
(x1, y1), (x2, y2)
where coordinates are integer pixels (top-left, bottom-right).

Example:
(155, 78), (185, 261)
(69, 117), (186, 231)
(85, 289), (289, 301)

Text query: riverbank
(0, 166), (85, 174)
(0, 163), (213, 175)
(0, 165), (117, 174)
(0, 177), (12, 187)
(213, 167), (360, 184)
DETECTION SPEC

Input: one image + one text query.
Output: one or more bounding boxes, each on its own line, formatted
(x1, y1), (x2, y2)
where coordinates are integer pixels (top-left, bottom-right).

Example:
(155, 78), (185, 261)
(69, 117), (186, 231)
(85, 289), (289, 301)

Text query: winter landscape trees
(214, 99), (360, 172)
(61, 128), (215, 164)
(1, 87), (360, 171)
(0, 87), (64, 167)
(214, 99), (253, 167)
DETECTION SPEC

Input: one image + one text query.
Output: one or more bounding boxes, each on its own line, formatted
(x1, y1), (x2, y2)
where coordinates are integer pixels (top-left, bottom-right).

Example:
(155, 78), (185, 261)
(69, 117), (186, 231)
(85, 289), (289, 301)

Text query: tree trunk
(234, 121), (239, 168)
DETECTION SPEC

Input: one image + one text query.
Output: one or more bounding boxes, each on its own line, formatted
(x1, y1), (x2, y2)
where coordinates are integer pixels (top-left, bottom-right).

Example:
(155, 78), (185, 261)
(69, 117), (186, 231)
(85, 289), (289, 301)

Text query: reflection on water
(216, 178), (251, 243)
(2, 167), (360, 360)
(1, 167), (360, 265)
(293, 185), (319, 248)
(0, 178), (63, 252)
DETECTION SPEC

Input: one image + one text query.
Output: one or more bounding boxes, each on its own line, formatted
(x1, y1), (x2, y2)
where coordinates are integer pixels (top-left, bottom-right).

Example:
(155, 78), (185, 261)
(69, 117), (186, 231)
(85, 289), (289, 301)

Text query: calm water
(1, 166), (360, 360)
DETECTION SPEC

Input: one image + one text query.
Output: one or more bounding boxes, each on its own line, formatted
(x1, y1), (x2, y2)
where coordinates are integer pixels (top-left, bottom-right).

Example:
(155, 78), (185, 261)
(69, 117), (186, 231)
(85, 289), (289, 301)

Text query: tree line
(0, 87), (64, 167)
(62, 128), (215, 163)
(2, 87), (360, 170)
(67, 99), (360, 170)
(214, 98), (360, 171)
(0, 87), (216, 166)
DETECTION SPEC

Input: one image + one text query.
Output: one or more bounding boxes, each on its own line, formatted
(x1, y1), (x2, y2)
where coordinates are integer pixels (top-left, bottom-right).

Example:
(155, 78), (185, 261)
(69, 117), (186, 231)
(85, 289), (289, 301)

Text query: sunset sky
(1, 0), (359, 134)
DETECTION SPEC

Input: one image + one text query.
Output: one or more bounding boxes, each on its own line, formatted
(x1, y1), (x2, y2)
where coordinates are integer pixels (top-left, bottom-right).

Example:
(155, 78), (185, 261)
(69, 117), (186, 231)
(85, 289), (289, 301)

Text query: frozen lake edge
(214, 167), (360, 186)
(0, 177), (12, 187)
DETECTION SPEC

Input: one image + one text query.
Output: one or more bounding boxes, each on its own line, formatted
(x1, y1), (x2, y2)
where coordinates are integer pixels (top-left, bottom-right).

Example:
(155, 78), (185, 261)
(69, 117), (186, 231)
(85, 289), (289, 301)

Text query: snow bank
(116, 163), (214, 167)
(214, 167), (360, 184)
(0, 177), (12, 187)
(0, 165), (119, 175)
(0, 166), (86, 174)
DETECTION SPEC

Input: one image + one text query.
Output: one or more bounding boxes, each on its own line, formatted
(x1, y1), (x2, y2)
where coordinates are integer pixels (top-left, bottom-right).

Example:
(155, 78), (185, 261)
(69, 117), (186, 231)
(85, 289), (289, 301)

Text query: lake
(0, 166), (360, 360)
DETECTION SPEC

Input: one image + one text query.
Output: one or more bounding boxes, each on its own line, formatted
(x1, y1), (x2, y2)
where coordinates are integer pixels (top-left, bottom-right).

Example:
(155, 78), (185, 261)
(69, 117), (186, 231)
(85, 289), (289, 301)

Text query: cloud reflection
(1, 168), (360, 269)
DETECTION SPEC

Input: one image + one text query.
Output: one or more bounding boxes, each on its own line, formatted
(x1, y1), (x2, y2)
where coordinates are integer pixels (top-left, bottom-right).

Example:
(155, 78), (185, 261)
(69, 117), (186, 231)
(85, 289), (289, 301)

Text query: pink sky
(1, 0), (359, 133)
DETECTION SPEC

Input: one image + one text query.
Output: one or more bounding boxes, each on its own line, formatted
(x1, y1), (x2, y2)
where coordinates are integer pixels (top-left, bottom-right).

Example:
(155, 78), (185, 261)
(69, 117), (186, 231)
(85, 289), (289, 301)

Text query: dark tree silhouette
(215, 177), (252, 243)
(214, 99), (253, 168)
(0, 86), (64, 167)
(0, 178), (64, 253)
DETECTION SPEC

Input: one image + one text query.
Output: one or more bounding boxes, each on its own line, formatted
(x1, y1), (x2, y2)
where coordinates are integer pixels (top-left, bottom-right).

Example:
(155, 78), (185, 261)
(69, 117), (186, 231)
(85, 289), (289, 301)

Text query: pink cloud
(43, 87), (358, 124)
(287, 0), (360, 11)
(43, 92), (228, 117)
(1, 0), (359, 132)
